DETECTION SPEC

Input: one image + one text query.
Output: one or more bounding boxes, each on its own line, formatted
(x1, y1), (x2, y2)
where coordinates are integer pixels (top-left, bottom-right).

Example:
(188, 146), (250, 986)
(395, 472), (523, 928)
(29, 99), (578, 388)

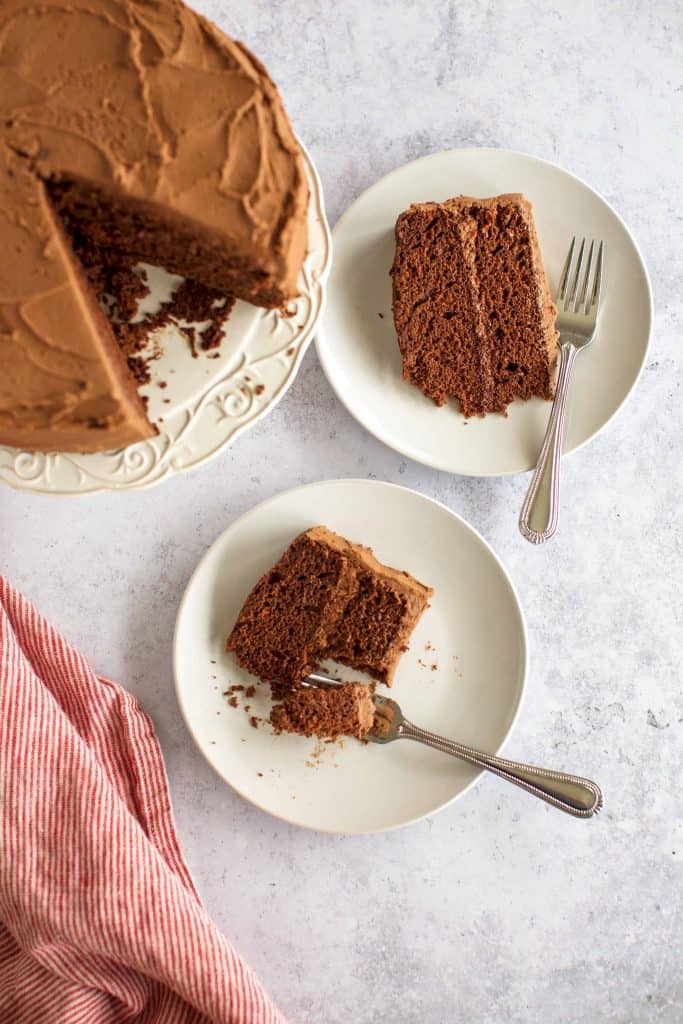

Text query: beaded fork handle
(398, 718), (602, 818)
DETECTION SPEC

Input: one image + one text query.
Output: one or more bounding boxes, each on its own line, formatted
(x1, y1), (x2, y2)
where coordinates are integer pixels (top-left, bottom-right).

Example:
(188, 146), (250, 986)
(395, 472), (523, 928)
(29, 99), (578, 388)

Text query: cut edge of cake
(390, 193), (559, 418)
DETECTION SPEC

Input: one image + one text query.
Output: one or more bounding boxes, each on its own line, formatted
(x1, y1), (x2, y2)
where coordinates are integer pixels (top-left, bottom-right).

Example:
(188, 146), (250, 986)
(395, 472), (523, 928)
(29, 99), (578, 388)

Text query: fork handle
(399, 719), (602, 818)
(519, 341), (579, 544)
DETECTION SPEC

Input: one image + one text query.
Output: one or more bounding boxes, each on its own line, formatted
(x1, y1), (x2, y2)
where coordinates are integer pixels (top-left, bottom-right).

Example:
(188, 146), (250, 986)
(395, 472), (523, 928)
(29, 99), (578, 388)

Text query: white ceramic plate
(0, 142), (331, 495)
(317, 148), (653, 476)
(174, 479), (527, 834)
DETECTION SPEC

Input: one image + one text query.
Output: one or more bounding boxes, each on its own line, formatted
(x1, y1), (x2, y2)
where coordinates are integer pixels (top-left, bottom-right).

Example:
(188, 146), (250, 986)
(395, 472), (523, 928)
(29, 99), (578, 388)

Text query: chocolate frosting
(0, 0), (308, 452)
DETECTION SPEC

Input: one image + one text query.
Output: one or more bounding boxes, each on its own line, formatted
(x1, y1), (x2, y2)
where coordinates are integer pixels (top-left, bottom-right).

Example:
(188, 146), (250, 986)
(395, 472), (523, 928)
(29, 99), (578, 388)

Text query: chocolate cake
(270, 683), (376, 740)
(0, 0), (308, 454)
(226, 526), (432, 688)
(391, 195), (558, 417)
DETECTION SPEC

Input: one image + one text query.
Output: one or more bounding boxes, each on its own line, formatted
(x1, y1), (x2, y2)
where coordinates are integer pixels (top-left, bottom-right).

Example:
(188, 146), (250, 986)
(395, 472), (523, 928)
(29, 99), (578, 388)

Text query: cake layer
(308, 526), (433, 686)
(226, 531), (359, 688)
(270, 683), (375, 740)
(391, 194), (558, 417)
(0, 0), (308, 453)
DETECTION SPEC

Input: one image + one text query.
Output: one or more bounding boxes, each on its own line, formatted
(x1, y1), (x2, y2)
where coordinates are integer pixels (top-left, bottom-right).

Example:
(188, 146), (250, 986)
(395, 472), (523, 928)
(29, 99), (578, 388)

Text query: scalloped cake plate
(173, 479), (527, 834)
(316, 148), (653, 477)
(0, 142), (331, 496)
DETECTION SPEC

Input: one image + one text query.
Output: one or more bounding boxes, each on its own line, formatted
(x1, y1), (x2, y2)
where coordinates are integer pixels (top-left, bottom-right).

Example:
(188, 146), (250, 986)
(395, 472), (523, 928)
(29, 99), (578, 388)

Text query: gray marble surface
(2, 1), (682, 1021)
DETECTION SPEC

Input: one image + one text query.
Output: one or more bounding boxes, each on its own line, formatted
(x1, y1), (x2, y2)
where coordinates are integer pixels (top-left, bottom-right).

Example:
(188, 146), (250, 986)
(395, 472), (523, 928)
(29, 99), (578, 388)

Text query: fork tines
(558, 236), (604, 315)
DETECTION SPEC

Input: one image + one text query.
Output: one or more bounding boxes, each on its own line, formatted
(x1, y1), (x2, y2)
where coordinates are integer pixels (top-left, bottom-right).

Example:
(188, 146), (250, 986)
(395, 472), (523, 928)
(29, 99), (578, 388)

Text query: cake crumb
(372, 715), (391, 739)
(69, 228), (235, 375)
(378, 312), (384, 318)
(254, 384), (265, 396)
(312, 738), (326, 759)
(126, 355), (152, 385)
(286, 347), (295, 356)
(257, 772), (264, 777)
(228, 696), (238, 708)
(249, 716), (260, 729)
(245, 685), (256, 698)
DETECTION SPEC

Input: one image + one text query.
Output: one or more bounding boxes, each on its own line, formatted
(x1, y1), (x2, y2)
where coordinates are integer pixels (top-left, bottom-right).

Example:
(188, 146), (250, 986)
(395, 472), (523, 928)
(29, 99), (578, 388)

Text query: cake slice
(270, 683), (375, 740)
(0, 171), (153, 453)
(225, 531), (358, 688)
(391, 194), (558, 417)
(226, 526), (432, 689)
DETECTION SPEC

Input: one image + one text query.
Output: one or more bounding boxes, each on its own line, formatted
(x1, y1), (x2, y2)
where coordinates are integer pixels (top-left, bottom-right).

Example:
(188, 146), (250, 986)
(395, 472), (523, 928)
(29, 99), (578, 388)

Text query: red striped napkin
(0, 577), (285, 1024)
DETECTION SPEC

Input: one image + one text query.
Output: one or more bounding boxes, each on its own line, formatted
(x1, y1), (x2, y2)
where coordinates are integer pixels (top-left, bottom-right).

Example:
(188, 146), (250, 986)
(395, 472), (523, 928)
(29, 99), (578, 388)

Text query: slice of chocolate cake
(226, 531), (358, 688)
(226, 526), (432, 690)
(391, 194), (558, 417)
(309, 527), (433, 686)
(270, 683), (376, 740)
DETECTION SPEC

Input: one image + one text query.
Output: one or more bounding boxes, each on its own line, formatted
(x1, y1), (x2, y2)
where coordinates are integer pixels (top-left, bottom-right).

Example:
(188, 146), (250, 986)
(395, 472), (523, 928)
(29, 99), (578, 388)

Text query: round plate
(0, 142), (331, 495)
(316, 148), (653, 476)
(173, 479), (527, 834)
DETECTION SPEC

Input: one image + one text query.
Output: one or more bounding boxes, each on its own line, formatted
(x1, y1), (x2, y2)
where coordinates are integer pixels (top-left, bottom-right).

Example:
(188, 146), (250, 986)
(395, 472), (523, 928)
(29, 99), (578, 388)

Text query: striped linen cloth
(0, 577), (285, 1024)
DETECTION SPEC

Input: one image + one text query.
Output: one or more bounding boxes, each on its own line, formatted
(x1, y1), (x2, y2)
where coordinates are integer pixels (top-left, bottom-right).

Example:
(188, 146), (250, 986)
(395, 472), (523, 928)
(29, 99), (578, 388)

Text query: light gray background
(2, 1), (682, 1021)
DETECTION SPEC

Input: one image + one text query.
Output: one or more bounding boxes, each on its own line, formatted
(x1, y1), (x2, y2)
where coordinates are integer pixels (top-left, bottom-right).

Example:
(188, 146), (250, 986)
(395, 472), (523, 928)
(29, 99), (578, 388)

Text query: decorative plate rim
(0, 139), (332, 497)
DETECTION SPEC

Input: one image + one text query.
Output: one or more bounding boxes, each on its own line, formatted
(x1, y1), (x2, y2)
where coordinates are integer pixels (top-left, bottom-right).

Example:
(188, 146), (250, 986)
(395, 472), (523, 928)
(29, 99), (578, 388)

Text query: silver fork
(519, 237), (604, 544)
(304, 673), (602, 818)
